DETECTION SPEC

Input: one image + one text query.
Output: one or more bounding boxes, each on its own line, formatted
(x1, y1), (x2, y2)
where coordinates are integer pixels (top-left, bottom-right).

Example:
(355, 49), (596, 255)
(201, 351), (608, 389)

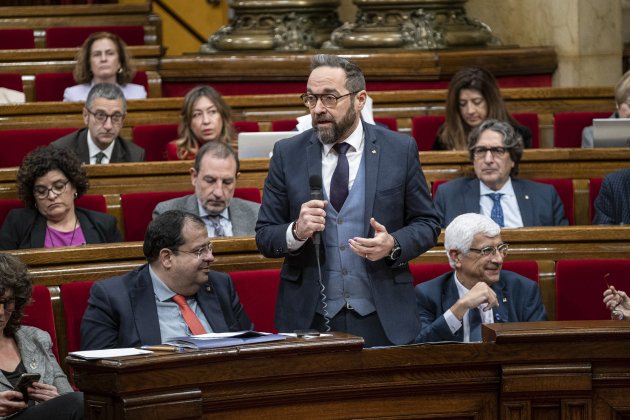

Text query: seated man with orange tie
(414, 213), (547, 343)
(80, 210), (252, 350)
(434, 119), (568, 228)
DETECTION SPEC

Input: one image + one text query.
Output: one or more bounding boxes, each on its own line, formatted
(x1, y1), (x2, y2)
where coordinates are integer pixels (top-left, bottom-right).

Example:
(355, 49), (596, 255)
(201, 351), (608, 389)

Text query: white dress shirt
(87, 131), (115, 164)
(479, 178), (524, 228)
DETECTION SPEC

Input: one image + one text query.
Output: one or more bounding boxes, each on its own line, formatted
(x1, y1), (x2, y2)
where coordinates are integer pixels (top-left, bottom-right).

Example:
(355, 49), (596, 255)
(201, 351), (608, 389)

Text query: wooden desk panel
(67, 323), (630, 419)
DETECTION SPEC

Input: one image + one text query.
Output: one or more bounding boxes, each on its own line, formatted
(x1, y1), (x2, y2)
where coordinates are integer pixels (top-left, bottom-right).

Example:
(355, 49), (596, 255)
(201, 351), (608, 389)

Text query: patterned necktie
(95, 152), (106, 164)
(330, 142), (351, 212)
(468, 307), (482, 342)
(208, 215), (225, 237)
(171, 294), (206, 335)
(487, 193), (505, 227)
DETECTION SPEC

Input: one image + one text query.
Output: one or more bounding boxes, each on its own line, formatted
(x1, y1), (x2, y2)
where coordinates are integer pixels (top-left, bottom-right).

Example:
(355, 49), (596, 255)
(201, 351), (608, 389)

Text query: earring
(74, 192), (78, 198)
(117, 67), (123, 74)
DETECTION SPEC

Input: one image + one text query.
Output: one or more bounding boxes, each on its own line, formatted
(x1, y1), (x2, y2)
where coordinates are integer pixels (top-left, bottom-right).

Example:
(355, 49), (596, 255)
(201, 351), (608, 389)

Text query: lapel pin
(371, 149), (376, 154)
(524, 195), (529, 200)
(503, 297), (507, 303)
(206, 285), (212, 293)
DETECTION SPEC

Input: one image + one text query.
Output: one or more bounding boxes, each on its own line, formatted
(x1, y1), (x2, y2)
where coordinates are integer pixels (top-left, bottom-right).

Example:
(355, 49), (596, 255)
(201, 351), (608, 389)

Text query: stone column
(467, 0), (623, 86)
(202, 0), (340, 52)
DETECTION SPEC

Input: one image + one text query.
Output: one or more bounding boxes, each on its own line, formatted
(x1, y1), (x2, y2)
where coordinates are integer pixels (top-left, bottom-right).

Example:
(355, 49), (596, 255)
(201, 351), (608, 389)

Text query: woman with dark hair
(166, 85), (236, 160)
(435, 67), (532, 150)
(0, 253), (83, 419)
(64, 32), (146, 102)
(0, 146), (122, 250)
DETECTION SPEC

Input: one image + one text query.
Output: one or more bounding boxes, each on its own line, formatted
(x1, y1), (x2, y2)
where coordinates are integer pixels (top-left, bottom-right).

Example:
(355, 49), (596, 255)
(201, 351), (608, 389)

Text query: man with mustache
(256, 54), (440, 347)
(52, 83), (145, 164)
(415, 213), (547, 343)
(81, 210), (252, 350)
(153, 141), (260, 237)
(434, 119), (568, 228)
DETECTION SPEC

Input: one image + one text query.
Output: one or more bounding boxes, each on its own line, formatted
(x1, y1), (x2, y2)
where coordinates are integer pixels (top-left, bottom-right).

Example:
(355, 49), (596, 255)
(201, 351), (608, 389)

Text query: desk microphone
(309, 174), (329, 332)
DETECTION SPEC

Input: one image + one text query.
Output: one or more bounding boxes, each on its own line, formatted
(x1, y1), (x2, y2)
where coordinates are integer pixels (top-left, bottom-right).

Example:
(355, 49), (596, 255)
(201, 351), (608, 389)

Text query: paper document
(69, 348), (152, 359)
(163, 330), (286, 349)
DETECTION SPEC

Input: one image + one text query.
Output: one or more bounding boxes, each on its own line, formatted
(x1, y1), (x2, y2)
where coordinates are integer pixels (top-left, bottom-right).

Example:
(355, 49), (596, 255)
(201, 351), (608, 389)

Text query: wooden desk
(67, 322), (630, 419)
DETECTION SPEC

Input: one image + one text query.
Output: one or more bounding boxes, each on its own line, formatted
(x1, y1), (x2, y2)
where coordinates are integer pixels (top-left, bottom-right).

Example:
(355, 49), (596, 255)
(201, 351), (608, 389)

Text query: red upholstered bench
(132, 123), (179, 162)
(512, 112), (540, 148)
(556, 259), (630, 320)
(553, 111), (611, 148)
(23, 285), (59, 362)
(411, 115), (445, 151)
(45, 25), (145, 48)
(0, 73), (24, 92)
(0, 29), (35, 49)
(0, 127), (78, 168)
(228, 269), (280, 333)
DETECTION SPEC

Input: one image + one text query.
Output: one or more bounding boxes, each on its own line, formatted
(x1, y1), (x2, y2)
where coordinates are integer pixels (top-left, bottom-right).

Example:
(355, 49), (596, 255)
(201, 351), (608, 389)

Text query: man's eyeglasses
(300, 92), (358, 108)
(468, 243), (509, 257)
(472, 146), (508, 159)
(33, 180), (70, 199)
(0, 298), (16, 312)
(173, 243), (213, 260)
(86, 109), (125, 125)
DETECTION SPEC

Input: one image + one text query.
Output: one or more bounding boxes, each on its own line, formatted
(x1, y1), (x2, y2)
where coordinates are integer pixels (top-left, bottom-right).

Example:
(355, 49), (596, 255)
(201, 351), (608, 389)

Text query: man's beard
(313, 106), (357, 145)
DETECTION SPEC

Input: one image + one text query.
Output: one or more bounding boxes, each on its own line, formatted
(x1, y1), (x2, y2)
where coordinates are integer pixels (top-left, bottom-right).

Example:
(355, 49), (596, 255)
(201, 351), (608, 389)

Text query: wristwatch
(388, 238), (402, 260)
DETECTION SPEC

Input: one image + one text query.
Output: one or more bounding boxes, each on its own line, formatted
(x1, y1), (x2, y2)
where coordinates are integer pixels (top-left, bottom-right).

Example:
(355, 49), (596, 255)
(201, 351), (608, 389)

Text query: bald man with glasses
(81, 210), (252, 350)
(414, 213), (547, 344)
(52, 82), (145, 164)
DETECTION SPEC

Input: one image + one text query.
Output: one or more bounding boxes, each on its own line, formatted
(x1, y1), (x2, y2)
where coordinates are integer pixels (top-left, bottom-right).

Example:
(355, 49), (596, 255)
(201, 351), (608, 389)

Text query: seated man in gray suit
(415, 213), (547, 343)
(51, 83), (145, 164)
(153, 141), (260, 237)
(434, 119), (568, 228)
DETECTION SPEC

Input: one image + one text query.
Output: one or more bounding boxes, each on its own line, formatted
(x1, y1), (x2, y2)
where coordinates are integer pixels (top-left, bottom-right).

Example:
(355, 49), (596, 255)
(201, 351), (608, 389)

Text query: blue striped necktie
(487, 193), (504, 227)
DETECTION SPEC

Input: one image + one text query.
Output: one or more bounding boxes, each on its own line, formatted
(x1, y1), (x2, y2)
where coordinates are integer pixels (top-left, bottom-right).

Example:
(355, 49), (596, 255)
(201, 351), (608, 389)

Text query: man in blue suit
(434, 119), (568, 228)
(255, 54), (441, 347)
(593, 168), (630, 225)
(415, 213), (547, 343)
(81, 210), (252, 350)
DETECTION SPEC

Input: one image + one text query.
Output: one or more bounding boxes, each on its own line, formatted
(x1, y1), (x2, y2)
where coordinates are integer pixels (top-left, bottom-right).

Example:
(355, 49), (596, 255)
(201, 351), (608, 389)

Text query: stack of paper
(163, 330), (286, 349)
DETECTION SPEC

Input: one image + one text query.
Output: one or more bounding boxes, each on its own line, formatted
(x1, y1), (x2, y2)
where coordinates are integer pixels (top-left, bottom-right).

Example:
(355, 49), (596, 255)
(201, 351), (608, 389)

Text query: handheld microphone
(309, 175), (323, 248)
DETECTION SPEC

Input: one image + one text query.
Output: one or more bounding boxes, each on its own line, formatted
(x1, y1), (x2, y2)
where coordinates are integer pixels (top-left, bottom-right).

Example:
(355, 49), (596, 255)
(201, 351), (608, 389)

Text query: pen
(141, 345), (185, 352)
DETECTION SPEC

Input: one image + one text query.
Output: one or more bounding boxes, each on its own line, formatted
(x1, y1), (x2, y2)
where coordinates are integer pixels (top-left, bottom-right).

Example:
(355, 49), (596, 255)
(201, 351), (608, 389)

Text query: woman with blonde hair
(167, 85), (236, 160)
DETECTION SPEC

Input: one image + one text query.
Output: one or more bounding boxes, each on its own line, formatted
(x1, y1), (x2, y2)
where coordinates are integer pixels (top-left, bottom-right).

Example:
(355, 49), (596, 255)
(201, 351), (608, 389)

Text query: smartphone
(15, 373), (41, 401)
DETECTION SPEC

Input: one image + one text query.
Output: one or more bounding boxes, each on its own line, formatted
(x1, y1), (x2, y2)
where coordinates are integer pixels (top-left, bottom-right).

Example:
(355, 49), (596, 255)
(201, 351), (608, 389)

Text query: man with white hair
(414, 213), (546, 343)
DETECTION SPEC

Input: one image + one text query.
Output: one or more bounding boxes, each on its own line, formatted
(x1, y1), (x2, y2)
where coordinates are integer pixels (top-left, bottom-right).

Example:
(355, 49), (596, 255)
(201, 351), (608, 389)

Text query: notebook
(592, 118), (630, 148)
(237, 131), (295, 158)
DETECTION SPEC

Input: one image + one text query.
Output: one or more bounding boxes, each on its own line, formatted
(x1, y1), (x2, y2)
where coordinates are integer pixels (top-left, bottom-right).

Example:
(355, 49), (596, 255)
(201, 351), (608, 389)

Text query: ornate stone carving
(202, 0), (341, 52)
(324, 0), (500, 50)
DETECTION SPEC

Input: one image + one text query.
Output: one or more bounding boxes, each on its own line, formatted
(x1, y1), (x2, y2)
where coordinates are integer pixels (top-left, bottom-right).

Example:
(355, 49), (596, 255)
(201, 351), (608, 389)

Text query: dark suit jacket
(80, 264), (253, 350)
(415, 270), (547, 343)
(0, 207), (122, 250)
(255, 122), (441, 345)
(51, 127), (145, 164)
(593, 168), (630, 225)
(152, 195), (260, 236)
(434, 177), (569, 228)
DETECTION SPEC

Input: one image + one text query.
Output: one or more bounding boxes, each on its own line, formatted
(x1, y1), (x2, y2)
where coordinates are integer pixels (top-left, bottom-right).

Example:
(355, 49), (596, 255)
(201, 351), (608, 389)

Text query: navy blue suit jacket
(593, 168), (630, 225)
(255, 122), (441, 345)
(80, 264), (253, 350)
(434, 177), (568, 228)
(414, 270), (547, 343)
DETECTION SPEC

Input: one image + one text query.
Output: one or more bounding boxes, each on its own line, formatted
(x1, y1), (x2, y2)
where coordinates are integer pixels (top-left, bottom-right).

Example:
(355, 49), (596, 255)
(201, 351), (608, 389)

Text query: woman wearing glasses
(167, 85), (236, 160)
(64, 31), (146, 102)
(0, 146), (122, 250)
(435, 67), (532, 150)
(0, 253), (84, 419)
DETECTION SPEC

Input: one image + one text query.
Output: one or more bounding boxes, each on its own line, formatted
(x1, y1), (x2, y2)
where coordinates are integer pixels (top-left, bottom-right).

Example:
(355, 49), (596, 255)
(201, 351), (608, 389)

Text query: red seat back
(233, 121), (260, 133)
(120, 191), (191, 241)
(0, 199), (23, 227)
(411, 115), (445, 151)
(45, 26), (145, 48)
(233, 187), (261, 204)
(0, 127), (78, 168)
(553, 112), (611, 148)
(132, 124), (179, 162)
(374, 117), (398, 132)
(0, 73), (24, 92)
(0, 29), (35, 49)
(513, 112), (540, 148)
(589, 177), (603, 223)
(556, 259), (630, 320)
(431, 179), (448, 198)
(271, 119), (297, 132)
(22, 285), (59, 361)
(60, 281), (94, 353)
(534, 178), (574, 225)
(34, 71), (149, 102)
(228, 269), (280, 333)
(411, 261), (539, 286)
